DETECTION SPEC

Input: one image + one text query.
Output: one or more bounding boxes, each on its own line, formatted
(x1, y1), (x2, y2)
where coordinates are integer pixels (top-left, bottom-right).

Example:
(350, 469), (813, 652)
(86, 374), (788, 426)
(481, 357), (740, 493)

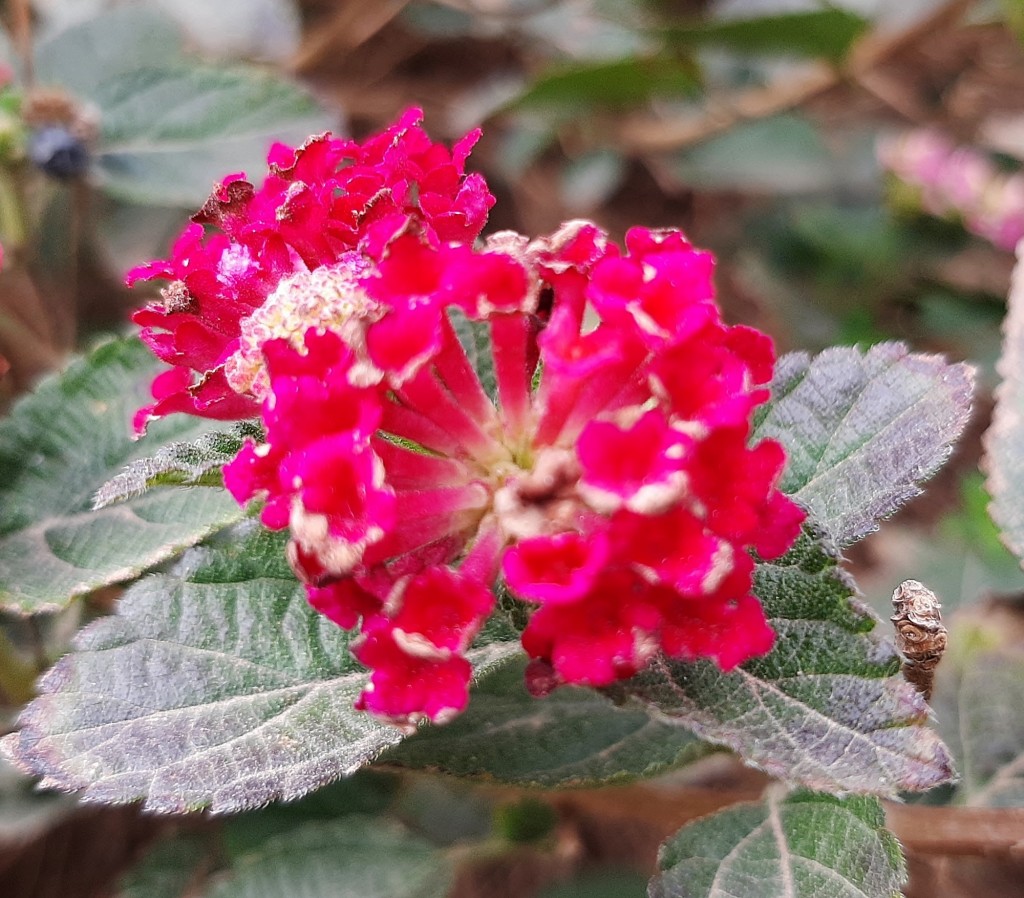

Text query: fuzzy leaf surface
(2, 523), (520, 813)
(987, 247), (1024, 565)
(206, 817), (453, 898)
(756, 342), (974, 545)
(383, 656), (708, 786)
(617, 530), (955, 797)
(0, 336), (242, 613)
(94, 420), (263, 508)
(650, 790), (905, 898)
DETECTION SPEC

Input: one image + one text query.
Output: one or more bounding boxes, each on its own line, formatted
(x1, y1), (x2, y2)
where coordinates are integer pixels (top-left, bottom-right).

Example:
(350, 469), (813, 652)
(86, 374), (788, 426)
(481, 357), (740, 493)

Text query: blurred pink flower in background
(878, 129), (1024, 251)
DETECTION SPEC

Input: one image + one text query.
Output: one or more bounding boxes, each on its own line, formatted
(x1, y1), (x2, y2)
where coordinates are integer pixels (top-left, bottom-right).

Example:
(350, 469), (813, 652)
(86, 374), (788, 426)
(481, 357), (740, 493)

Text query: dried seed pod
(891, 579), (947, 702)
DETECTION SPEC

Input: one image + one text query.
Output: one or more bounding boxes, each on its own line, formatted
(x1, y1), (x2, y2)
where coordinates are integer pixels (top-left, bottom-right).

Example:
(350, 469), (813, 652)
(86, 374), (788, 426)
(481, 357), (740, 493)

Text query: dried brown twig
(614, 0), (978, 154)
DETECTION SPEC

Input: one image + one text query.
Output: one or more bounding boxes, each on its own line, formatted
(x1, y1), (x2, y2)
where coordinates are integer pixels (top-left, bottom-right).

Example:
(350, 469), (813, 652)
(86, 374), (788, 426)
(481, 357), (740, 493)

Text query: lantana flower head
(130, 109), (804, 729)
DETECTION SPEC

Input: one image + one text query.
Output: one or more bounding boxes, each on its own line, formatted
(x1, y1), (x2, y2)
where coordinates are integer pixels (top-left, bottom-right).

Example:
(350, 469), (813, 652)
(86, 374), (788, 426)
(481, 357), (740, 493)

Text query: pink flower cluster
(878, 129), (1024, 251)
(130, 110), (804, 728)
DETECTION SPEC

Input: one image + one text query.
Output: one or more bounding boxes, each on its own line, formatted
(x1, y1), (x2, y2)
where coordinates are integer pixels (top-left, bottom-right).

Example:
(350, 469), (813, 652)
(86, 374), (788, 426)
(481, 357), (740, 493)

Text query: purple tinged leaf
(986, 247), (1024, 565)
(756, 342), (974, 546)
(615, 530), (957, 798)
(0, 523), (519, 813)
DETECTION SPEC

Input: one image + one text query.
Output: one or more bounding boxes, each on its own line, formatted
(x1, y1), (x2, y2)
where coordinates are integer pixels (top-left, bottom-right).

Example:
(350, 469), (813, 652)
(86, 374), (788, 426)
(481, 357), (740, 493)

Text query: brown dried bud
(22, 88), (99, 142)
(891, 579), (947, 702)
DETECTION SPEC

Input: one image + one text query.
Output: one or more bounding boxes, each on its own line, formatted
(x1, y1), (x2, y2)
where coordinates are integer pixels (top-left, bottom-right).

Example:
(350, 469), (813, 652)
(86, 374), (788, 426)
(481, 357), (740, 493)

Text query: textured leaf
(448, 307), (496, 400)
(650, 790), (905, 898)
(383, 656), (708, 787)
(207, 817), (453, 898)
(94, 420), (263, 508)
(93, 66), (331, 206)
(34, 8), (331, 207)
(664, 9), (869, 62)
(0, 336), (243, 613)
(756, 342), (974, 546)
(2, 522), (519, 813)
(986, 246), (1024, 565)
(616, 529), (955, 797)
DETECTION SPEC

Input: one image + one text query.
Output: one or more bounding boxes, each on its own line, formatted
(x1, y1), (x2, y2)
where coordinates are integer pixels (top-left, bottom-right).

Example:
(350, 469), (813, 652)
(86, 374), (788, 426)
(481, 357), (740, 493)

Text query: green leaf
(2, 522), (520, 813)
(118, 833), (213, 898)
(94, 420), (263, 508)
(34, 8), (331, 207)
(931, 607), (1024, 807)
(650, 789), (905, 898)
(0, 754), (73, 847)
(447, 307), (496, 400)
(986, 249), (1024, 565)
(756, 342), (974, 546)
(94, 66), (330, 207)
(0, 336), (243, 614)
(513, 55), (700, 113)
(34, 7), (187, 97)
(939, 648), (1024, 807)
(207, 817), (453, 898)
(537, 870), (648, 898)
(663, 9), (870, 62)
(223, 771), (400, 858)
(664, 116), (877, 194)
(615, 529), (956, 797)
(1001, 0), (1024, 46)
(383, 655), (708, 787)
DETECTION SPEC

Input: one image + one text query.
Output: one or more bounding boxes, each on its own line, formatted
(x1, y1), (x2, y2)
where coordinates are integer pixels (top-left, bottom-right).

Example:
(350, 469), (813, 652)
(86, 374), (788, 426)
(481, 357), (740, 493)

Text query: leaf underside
(93, 419), (263, 508)
(986, 247), (1024, 566)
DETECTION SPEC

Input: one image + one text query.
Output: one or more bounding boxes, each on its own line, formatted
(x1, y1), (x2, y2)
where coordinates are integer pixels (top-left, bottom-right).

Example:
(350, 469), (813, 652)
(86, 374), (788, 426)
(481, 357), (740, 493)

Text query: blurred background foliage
(2, 0), (1024, 896)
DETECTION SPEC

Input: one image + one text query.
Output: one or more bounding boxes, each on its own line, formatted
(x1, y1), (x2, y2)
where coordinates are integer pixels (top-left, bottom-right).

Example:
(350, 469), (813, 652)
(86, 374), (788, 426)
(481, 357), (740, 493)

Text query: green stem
(0, 167), (26, 251)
